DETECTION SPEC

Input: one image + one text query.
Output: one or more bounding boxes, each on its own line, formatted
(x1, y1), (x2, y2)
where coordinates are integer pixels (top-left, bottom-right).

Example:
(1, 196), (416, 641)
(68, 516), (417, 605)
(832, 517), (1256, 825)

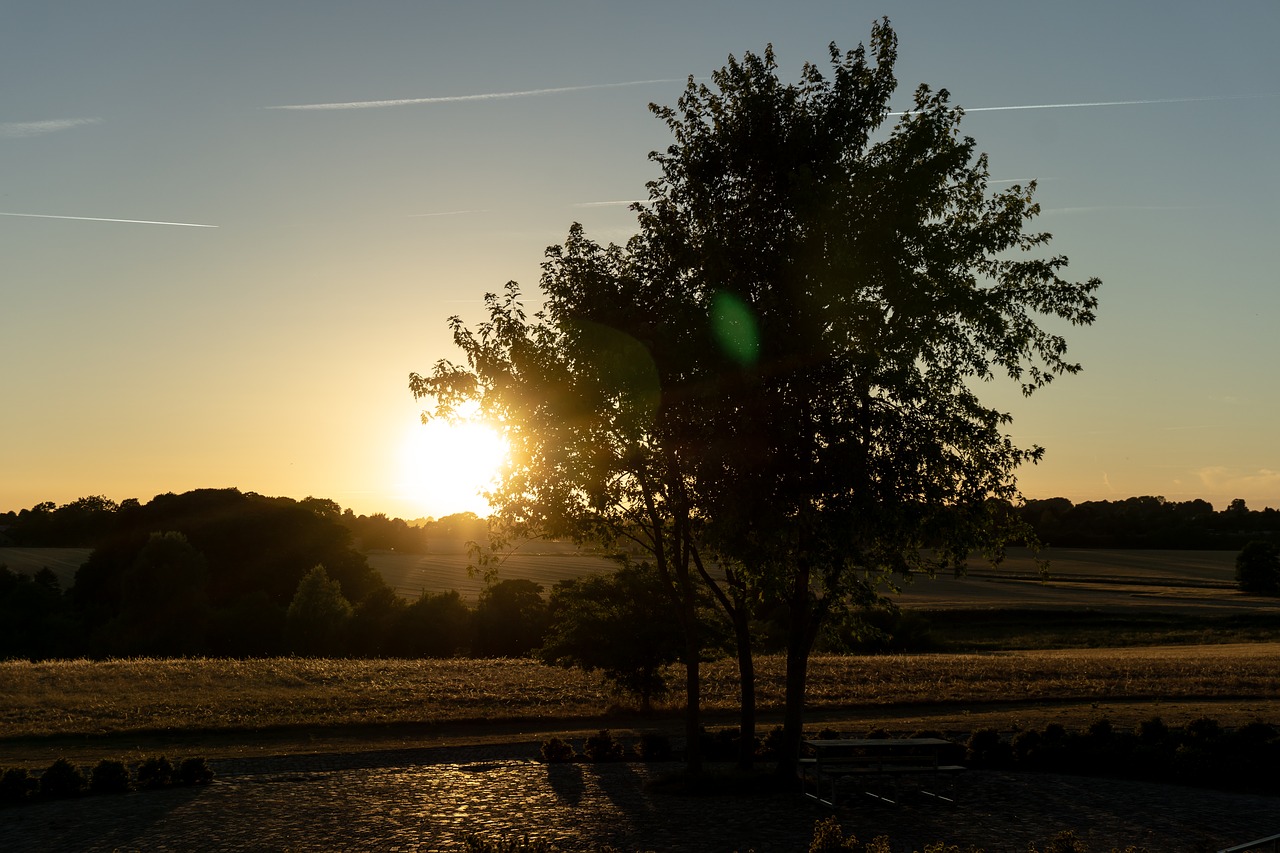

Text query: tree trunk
(681, 612), (703, 775)
(775, 558), (820, 780)
(732, 605), (756, 771)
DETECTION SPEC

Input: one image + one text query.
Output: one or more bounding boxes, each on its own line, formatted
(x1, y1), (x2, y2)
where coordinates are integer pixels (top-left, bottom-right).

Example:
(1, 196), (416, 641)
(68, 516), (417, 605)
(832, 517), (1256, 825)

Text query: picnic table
(800, 737), (965, 807)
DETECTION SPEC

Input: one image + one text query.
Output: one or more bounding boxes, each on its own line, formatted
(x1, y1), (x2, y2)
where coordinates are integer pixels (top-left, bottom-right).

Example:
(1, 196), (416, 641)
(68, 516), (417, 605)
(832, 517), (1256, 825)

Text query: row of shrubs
(961, 715), (1279, 792)
(540, 730), (671, 764)
(539, 725), (798, 764)
(0, 755), (213, 805)
(545, 717), (1280, 794)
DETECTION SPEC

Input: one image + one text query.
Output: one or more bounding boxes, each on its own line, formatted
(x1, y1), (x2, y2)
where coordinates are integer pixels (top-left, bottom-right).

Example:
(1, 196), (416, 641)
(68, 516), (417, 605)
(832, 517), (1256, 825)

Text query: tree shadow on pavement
(545, 762), (585, 806)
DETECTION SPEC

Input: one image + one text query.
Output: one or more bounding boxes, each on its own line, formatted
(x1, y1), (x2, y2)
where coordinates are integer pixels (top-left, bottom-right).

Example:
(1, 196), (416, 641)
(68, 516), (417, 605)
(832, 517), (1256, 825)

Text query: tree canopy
(413, 18), (1099, 773)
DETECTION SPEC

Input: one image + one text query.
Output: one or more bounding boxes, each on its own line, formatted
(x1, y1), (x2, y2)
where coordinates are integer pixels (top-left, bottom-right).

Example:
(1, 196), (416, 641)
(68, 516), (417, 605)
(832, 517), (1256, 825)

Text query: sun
(397, 410), (508, 520)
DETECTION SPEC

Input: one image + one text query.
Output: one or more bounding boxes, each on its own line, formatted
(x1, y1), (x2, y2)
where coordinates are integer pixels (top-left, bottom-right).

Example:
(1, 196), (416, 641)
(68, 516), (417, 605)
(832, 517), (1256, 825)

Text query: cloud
(891, 92), (1278, 117)
(1196, 466), (1280, 494)
(0, 211), (217, 228)
(268, 79), (681, 111)
(0, 117), (102, 139)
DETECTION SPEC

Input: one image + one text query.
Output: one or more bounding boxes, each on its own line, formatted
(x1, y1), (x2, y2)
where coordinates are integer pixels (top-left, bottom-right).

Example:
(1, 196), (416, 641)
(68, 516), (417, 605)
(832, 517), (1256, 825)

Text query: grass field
(2, 644), (1276, 764)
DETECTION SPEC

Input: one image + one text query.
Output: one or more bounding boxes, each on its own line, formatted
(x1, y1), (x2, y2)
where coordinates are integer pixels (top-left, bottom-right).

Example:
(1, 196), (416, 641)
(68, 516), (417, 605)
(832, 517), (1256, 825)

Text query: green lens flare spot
(711, 291), (760, 365)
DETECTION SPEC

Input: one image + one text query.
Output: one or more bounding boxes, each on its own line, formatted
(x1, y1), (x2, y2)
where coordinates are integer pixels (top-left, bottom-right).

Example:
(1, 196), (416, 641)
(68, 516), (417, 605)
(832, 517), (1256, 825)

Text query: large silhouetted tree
(413, 18), (1098, 776)
(635, 21), (1100, 775)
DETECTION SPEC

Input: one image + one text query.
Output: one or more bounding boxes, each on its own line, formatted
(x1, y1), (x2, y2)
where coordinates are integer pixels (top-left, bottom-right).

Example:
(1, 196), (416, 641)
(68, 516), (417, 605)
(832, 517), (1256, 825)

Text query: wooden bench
(800, 738), (965, 807)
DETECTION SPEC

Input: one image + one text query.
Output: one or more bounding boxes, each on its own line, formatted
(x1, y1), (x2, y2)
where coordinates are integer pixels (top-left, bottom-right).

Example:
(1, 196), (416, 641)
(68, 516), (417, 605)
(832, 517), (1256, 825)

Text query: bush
(177, 756), (214, 785)
(698, 726), (753, 761)
(1029, 830), (1090, 853)
(1236, 541), (1280, 594)
(757, 725), (785, 760)
(39, 758), (87, 798)
(539, 737), (576, 764)
(966, 729), (1010, 767)
(90, 759), (132, 794)
(1011, 729), (1042, 765)
(0, 767), (37, 805)
(809, 816), (860, 852)
(1136, 716), (1169, 746)
(1086, 717), (1113, 742)
(637, 732), (672, 762)
(136, 755), (174, 789)
(583, 729), (624, 762)
(1185, 716), (1222, 744)
(1234, 720), (1277, 746)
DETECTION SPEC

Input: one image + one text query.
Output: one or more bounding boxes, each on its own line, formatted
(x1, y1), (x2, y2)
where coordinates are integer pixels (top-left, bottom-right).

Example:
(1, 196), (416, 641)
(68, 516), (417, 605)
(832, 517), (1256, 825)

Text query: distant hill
(0, 548), (91, 589)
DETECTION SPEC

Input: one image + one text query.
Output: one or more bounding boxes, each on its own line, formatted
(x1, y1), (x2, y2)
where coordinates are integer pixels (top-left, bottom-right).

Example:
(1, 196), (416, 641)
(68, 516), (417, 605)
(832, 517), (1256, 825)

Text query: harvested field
(3, 644), (1276, 742)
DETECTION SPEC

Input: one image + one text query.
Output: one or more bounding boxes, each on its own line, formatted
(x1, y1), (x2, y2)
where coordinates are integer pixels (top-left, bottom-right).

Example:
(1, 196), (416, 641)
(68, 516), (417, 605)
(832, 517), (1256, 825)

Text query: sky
(2, 1), (1278, 521)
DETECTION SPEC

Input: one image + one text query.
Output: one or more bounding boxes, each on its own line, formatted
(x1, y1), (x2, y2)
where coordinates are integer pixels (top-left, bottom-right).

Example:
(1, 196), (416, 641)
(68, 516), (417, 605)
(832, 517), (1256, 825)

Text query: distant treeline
(1017, 496), (1280, 549)
(0, 492), (484, 553)
(0, 489), (527, 661)
(3, 489), (1277, 662)
(7, 492), (1275, 554)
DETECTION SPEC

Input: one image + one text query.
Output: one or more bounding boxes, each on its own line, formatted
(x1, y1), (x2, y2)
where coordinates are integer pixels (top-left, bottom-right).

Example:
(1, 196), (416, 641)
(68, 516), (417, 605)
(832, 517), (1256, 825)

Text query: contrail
(1044, 204), (1206, 215)
(571, 200), (651, 208)
(408, 209), (489, 218)
(892, 92), (1277, 116)
(0, 211), (218, 228)
(268, 79), (681, 111)
(0, 117), (102, 139)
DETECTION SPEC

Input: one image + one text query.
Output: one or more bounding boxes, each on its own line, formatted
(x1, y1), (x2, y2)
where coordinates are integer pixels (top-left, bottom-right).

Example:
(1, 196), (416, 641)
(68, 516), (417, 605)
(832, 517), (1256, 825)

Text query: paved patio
(1, 742), (1277, 851)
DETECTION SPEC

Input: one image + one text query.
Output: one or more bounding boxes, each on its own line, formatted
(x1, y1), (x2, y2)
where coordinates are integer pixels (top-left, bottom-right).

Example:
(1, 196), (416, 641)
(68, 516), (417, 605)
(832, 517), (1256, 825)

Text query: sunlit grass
(2, 644), (1277, 741)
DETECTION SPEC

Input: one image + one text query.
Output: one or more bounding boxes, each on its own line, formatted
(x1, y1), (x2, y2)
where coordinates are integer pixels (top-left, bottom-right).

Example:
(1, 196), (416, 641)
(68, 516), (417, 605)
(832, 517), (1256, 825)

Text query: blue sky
(2, 1), (1277, 519)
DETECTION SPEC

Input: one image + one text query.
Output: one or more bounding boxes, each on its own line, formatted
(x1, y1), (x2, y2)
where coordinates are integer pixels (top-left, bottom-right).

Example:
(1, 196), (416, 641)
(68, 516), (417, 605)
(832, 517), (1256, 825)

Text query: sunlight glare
(397, 410), (507, 519)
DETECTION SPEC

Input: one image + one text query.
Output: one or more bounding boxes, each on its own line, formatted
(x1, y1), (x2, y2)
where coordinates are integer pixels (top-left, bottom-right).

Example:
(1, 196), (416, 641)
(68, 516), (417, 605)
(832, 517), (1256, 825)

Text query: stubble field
(2, 643), (1277, 767)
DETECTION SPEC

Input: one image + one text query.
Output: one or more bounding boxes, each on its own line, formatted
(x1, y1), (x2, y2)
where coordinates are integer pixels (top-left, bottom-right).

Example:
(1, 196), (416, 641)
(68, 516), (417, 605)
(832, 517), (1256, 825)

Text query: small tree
(395, 589), (473, 657)
(540, 564), (685, 711)
(1236, 541), (1280, 595)
(286, 565), (353, 655)
(349, 584), (408, 656)
(474, 578), (549, 657)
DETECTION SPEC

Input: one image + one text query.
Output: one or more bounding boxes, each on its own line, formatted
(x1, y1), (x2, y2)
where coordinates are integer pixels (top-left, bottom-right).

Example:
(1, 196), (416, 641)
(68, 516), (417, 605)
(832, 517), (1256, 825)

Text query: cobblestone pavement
(1, 742), (1278, 852)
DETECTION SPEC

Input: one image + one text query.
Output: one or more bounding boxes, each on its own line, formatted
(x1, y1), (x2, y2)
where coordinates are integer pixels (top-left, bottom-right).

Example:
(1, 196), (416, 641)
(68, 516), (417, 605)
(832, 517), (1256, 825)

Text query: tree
(1236, 541), (1280, 595)
(413, 18), (1098, 776)
(348, 584), (408, 656)
(539, 563), (685, 712)
(286, 565), (354, 656)
(632, 21), (1098, 774)
(473, 578), (550, 657)
(108, 531), (210, 656)
(394, 589), (473, 657)
(72, 489), (390, 655)
(414, 276), (720, 771)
